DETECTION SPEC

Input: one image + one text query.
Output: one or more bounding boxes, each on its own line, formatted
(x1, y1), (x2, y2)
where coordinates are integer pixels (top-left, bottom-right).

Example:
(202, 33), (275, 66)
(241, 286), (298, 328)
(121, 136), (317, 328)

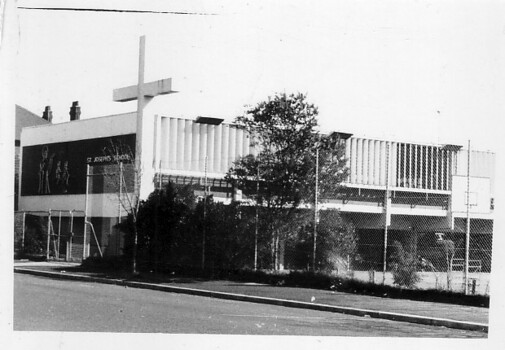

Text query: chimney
(69, 101), (81, 121)
(42, 106), (53, 122)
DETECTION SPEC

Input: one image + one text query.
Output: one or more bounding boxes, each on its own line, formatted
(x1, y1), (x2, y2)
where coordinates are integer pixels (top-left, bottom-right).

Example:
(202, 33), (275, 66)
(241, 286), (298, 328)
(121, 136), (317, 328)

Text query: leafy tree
(226, 92), (348, 270)
(289, 210), (357, 272)
(132, 185), (258, 271)
(194, 199), (255, 271)
(316, 210), (358, 273)
(135, 182), (196, 270)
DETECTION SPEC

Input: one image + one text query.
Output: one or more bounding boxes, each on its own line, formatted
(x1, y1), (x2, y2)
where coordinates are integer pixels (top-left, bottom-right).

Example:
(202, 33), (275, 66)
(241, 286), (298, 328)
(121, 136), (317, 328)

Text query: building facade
(18, 109), (495, 266)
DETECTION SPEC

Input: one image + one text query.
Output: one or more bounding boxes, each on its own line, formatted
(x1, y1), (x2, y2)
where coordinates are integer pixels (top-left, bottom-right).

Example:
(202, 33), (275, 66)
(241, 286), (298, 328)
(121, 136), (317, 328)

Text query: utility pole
(465, 140), (471, 295)
(254, 163), (259, 271)
(383, 142), (391, 284)
(312, 146), (319, 272)
(202, 155), (208, 270)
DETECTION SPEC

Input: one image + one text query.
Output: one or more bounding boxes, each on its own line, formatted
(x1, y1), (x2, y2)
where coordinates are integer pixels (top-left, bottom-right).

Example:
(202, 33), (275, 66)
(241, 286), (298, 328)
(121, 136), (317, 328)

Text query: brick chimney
(69, 101), (81, 121)
(42, 106), (53, 122)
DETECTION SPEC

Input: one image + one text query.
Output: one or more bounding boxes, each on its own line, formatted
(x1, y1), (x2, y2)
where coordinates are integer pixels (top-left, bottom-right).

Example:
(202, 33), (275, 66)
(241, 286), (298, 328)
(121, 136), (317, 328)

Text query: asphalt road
(14, 274), (485, 337)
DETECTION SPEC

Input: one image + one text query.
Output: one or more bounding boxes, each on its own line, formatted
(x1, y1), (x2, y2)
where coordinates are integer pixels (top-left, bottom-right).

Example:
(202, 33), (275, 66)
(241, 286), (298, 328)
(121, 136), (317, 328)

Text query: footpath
(14, 261), (489, 333)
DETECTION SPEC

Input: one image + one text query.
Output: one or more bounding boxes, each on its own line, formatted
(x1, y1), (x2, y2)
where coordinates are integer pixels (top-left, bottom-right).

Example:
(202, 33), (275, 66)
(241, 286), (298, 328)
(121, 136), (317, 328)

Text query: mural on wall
(21, 134), (136, 196)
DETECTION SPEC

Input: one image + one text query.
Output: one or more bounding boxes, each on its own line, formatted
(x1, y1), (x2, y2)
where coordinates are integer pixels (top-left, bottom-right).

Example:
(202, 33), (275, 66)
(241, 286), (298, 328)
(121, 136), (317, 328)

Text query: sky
(13, 0), (505, 150)
(13, 0), (505, 151)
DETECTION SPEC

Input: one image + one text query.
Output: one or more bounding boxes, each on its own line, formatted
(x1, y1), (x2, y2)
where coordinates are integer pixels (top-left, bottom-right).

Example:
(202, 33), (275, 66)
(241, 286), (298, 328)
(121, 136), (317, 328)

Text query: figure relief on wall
(38, 145), (55, 194)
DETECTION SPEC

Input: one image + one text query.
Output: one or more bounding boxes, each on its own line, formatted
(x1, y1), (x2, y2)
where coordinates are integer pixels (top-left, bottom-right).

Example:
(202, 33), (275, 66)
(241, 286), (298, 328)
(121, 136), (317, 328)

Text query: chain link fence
(273, 209), (492, 295)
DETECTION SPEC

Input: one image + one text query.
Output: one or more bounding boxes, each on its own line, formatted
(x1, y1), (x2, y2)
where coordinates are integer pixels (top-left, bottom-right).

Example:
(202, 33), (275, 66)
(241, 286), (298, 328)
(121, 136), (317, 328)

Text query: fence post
(57, 210), (62, 259)
(46, 210), (51, 260)
(21, 211), (26, 250)
(69, 210), (74, 261)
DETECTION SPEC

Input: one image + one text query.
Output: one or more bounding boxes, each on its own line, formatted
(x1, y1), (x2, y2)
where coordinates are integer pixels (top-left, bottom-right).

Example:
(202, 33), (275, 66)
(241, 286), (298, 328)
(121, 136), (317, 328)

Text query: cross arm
(113, 78), (176, 102)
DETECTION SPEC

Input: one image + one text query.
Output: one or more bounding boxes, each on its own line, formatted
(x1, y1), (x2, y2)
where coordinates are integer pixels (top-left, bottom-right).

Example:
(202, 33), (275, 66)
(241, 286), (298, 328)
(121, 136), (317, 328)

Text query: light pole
(194, 116), (224, 271)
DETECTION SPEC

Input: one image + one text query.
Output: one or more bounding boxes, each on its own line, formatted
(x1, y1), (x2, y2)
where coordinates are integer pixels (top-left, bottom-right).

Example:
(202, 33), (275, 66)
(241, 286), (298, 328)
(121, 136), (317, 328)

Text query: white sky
(14, 0), (505, 151)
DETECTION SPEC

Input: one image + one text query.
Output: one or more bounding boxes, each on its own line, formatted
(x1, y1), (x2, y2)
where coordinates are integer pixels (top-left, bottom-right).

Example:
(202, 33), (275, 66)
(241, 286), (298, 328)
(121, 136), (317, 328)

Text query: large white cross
(113, 35), (176, 198)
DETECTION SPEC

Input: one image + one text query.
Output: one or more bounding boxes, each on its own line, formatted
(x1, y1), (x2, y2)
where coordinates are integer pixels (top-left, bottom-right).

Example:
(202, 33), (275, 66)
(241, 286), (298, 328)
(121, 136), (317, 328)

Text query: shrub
(391, 241), (420, 288)
(16, 214), (47, 257)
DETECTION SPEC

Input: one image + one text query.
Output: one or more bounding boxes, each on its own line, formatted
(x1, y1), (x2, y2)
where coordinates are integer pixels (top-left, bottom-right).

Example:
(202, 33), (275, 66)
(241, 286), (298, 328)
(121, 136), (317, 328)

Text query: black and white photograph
(2, 0), (505, 348)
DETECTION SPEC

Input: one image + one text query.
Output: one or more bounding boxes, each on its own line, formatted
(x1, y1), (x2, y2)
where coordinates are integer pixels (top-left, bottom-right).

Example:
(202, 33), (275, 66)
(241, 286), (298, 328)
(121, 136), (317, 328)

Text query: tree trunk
(132, 220), (138, 275)
(446, 253), (451, 290)
(275, 232), (280, 270)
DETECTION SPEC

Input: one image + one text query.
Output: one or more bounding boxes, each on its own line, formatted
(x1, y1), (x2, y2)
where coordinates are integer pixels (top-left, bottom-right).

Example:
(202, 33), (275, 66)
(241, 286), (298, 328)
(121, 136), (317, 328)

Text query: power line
(17, 6), (217, 16)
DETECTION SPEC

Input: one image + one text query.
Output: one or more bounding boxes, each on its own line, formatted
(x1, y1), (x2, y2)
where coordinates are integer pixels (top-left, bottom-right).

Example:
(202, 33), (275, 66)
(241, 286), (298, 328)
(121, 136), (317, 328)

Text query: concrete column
(408, 144), (412, 188)
(435, 147), (439, 190)
(380, 141), (386, 186)
(221, 125), (229, 173)
(161, 117), (169, 169)
(153, 115), (161, 170)
(424, 146), (428, 189)
(356, 138), (363, 184)
(367, 140), (374, 185)
(184, 120), (192, 171)
(199, 124), (207, 173)
(373, 140), (380, 185)
(214, 124), (222, 173)
(177, 118), (185, 170)
(390, 142), (397, 187)
(440, 149), (445, 190)
(191, 122), (200, 171)
(402, 143), (407, 187)
(413, 145), (418, 188)
(229, 127), (237, 164)
(362, 139), (369, 185)
(169, 117), (178, 169)
(430, 146), (434, 189)
(207, 125), (215, 173)
(236, 127), (244, 158)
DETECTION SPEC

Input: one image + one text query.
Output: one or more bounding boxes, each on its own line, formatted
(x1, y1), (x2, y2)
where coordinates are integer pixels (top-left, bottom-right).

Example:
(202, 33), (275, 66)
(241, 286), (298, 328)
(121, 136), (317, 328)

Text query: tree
(391, 240), (420, 288)
(289, 210), (358, 273)
(136, 182), (196, 270)
(134, 185), (256, 271)
(193, 199), (255, 271)
(100, 140), (140, 274)
(436, 236), (456, 290)
(316, 210), (358, 273)
(226, 92), (349, 270)
(16, 214), (47, 256)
